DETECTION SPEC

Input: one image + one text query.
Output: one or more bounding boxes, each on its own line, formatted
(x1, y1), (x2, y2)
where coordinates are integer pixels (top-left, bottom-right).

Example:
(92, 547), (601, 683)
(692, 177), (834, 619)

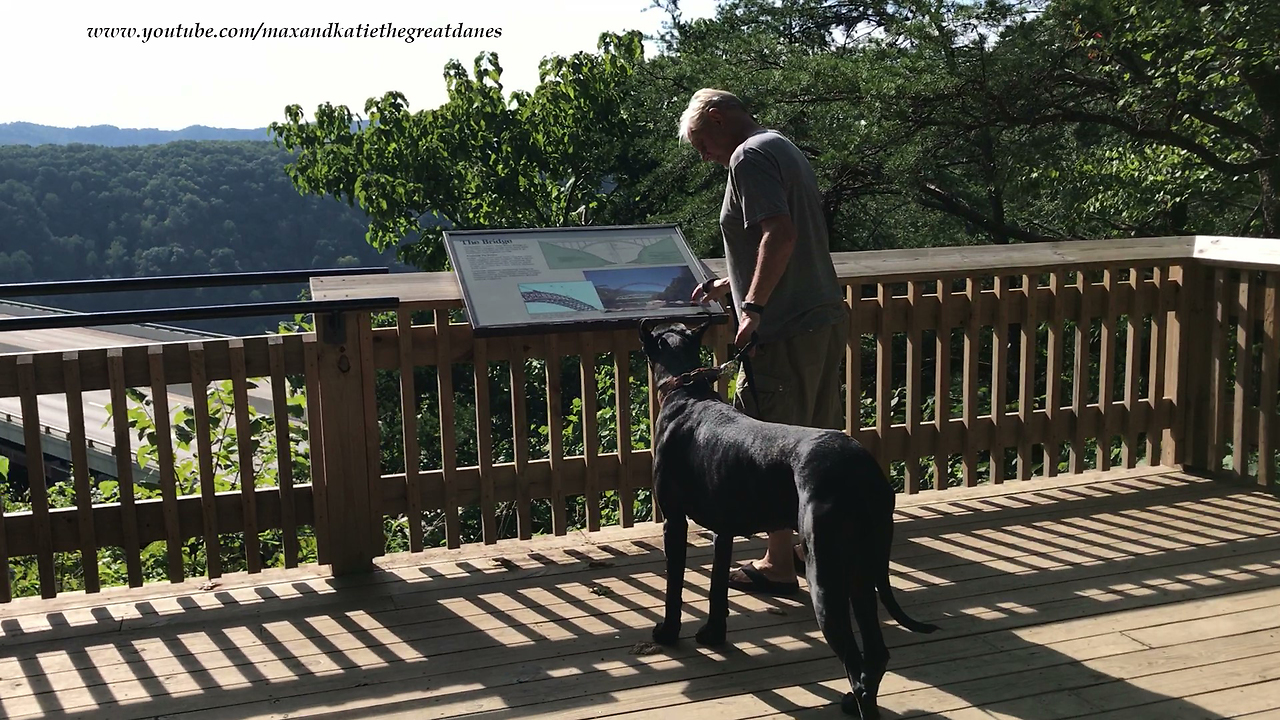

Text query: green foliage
(4, 354), (318, 598)
(270, 31), (647, 270)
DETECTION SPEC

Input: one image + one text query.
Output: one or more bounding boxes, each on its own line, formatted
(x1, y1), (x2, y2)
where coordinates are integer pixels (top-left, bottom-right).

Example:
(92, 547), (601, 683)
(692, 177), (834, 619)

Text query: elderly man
(680, 88), (850, 595)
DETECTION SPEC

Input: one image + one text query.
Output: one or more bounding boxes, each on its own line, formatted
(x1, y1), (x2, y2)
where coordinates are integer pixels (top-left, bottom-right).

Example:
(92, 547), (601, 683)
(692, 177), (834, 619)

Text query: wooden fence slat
(147, 346), (184, 583)
(510, 345), (533, 539)
(1096, 268), (1117, 472)
(905, 281), (923, 492)
(228, 339), (261, 572)
(962, 276), (980, 486)
(358, 312), (382, 556)
(302, 338), (330, 565)
(475, 337), (498, 544)
(1122, 269), (1143, 468)
(991, 276), (1010, 484)
(580, 334), (601, 532)
(436, 310), (462, 549)
(396, 310), (424, 553)
(268, 336), (299, 567)
(547, 334), (567, 535)
(648, 359), (661, 524)
(1260, 273), (1279, 485)
(1044, 271), (1066, 478)
(0, 443), (7, 601)
(106, 348), (143, 587)
(1208, 267), (1230, 471)
(875, 283), (891, 462)
(847, 284), (861, 437)
(1148, 267), (1170, 465)
(613, 331), (634, 528)
(1069, 273), (1090, 474)
(1232, 272), (1255, 478)
(1017, 274), (1038, 481)
(62, 351), (99, 593)
(188, 345), (221, 577)
(933, 281), (952, 490)
(710, 322), (729, 402)
(17, 356), (56, 598)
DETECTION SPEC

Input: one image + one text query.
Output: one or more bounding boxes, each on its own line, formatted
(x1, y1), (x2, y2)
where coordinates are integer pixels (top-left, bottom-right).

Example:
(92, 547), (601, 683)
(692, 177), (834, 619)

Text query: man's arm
(743, 213), (797, 308)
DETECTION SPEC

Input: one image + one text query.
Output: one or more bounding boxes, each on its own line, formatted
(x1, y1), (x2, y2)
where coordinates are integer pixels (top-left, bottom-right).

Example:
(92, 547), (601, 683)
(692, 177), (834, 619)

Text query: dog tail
(875, 508), (940, 634)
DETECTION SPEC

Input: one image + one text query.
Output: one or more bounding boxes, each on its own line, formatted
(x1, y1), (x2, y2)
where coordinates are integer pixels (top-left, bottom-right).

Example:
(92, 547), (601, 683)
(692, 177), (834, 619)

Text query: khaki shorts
(733, 312), (849, 430)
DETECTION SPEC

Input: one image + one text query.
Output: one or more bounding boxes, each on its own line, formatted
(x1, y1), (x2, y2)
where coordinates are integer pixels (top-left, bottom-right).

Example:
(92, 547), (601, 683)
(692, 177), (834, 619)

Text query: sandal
(727, 562), (800, 596)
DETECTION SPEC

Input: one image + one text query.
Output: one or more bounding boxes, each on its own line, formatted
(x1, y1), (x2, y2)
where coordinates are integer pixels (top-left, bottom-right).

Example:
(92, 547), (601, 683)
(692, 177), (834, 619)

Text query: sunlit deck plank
(0, 469), (1277, 720)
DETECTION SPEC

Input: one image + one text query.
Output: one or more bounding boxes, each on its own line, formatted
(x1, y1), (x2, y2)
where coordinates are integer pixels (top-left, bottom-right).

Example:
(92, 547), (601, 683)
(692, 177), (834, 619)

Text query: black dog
(641, 319), (939, 720)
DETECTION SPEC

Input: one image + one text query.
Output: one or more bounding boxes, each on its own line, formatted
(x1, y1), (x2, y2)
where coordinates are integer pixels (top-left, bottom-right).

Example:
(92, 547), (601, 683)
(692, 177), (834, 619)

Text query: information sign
(442, 225), (726, 337)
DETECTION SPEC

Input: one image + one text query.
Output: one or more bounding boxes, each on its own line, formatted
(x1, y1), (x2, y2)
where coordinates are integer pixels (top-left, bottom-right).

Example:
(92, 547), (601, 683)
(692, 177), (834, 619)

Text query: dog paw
(694, 622), (726, 647)
(840, 688), (880, 720)
(651, 621), (680, 646)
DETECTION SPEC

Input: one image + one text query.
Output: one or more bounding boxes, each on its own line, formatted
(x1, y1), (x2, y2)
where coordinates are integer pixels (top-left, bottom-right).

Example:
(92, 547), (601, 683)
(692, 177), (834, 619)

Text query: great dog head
(639, 318), (712, 382)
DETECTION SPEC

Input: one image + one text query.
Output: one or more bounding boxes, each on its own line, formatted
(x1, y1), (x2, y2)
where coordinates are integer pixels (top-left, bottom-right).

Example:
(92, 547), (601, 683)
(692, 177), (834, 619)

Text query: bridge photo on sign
(442, 225), (725, 337)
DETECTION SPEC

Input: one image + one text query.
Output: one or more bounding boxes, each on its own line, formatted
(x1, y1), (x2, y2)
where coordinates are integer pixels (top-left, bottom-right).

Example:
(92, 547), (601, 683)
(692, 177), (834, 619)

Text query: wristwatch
(741, 302), (765, 315)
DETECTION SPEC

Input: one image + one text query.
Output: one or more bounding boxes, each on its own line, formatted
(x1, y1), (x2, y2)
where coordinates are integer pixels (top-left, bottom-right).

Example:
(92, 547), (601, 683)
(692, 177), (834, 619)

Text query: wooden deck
(2, 468), (1279, 720)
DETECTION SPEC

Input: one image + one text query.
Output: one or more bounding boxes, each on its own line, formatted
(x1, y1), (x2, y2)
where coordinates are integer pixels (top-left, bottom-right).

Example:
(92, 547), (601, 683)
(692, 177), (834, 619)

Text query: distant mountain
(0, 122), (272, 146)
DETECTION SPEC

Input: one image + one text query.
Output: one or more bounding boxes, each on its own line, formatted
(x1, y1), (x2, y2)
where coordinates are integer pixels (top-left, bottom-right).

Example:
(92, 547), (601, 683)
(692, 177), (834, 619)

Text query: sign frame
(442, 224), (728, 338)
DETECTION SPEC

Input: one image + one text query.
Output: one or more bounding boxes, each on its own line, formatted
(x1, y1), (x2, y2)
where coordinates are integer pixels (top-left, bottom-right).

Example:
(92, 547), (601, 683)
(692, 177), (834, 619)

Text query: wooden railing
(1, 234), (1275, 602)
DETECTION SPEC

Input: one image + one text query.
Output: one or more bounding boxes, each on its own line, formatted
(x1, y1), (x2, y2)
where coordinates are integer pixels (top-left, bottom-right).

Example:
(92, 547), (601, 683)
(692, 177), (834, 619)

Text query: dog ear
(638, 317), (658, 347)
(638, 317), (663, 357)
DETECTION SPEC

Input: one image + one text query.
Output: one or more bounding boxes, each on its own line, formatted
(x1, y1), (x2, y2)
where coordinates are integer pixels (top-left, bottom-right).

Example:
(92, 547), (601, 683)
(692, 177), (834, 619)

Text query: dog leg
(849, 574), (889, 719)
(807, 549), (871, 719)
(695, 532), (733, 646)
(652, 515), (688, 646)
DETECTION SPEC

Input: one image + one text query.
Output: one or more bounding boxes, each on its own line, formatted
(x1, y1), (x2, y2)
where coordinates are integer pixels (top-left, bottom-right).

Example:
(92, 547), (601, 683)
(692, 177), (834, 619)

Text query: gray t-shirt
(719, 129), (846, 343)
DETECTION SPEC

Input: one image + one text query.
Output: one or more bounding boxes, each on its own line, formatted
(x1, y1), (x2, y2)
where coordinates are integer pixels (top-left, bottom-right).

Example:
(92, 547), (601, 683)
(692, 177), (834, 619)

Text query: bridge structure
(545, 237), (657, 253)
(545, 237), (671, 265)
(519, 289), (600, 312)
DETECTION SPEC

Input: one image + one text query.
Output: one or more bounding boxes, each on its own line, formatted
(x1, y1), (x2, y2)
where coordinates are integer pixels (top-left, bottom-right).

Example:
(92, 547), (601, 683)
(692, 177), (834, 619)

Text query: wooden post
(314, 310), (380, 575)
(1168, 263), (1213, 472)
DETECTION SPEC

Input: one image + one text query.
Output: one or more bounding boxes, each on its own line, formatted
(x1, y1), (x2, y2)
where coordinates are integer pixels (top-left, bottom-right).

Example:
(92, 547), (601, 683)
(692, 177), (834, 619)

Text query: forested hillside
(0, 141), (401, 333)
(0, 122), (271, 146)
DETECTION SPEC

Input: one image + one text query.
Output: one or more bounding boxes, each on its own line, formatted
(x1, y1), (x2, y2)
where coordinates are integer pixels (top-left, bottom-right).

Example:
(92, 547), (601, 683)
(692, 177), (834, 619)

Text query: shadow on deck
(3, 467), (1280, 720)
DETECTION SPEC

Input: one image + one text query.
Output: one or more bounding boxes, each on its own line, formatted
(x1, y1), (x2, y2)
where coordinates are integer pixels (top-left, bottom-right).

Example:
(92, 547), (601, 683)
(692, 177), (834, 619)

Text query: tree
(642, 0), (1276, 244)
(1048, 0), (1280, 236)
(270, 31), (648, 270)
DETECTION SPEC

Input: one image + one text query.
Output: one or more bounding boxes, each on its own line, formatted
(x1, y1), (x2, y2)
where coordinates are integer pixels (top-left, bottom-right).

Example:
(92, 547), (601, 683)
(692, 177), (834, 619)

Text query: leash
(656, 333), (761, 411)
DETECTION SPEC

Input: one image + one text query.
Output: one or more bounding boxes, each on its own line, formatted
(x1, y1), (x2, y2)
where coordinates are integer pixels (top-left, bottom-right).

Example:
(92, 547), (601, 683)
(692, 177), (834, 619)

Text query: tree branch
(916, 181), (1058, 243)
(1019, 108), (1276, 174)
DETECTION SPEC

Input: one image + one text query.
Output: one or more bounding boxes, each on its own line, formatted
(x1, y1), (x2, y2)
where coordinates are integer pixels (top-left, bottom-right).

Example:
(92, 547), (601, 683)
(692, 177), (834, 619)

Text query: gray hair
(678, 88), (748, 143)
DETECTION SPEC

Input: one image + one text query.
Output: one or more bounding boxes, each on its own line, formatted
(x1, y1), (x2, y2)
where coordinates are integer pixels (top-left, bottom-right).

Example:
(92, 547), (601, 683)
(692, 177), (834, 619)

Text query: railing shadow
(1, 472), (1278, 719)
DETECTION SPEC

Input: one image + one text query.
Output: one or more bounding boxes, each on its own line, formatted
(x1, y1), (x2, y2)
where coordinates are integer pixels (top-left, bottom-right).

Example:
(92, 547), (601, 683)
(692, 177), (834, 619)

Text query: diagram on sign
(519, 281), (606, 314)
(539, 235), (687, 268)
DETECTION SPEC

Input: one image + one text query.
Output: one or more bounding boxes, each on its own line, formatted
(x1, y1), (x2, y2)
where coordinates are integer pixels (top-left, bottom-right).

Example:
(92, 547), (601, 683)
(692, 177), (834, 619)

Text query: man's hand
(735, 309), (760, 349)
(692, 277), (732, 304)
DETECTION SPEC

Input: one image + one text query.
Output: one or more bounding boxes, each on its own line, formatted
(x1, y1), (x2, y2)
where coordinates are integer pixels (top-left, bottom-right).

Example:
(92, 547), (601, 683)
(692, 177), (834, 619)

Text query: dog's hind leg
(652, 514), (688, 646)
(850, 572), (889, 718)
(806, 546), (872, 719)
(695, 532), (733, 646)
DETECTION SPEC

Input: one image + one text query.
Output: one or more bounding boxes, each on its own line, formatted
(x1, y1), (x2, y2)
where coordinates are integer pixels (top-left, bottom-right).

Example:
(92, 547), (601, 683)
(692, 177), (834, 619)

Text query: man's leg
(729, 318), (846, 590)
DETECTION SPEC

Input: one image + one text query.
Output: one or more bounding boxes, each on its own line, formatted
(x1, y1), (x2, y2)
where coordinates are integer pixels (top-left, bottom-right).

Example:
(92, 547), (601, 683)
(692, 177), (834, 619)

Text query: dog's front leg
(695, 532), (733, 646)
(652, 514), (688, 646)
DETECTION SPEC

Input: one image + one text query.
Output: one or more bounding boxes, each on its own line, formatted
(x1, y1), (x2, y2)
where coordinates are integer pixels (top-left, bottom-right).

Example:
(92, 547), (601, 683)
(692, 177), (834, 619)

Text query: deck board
(1, 469), (1278, 719)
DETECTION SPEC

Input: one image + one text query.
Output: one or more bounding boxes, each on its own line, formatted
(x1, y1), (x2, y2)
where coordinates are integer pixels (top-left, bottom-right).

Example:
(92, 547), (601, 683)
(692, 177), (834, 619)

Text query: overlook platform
(4, 468), (1279, 720)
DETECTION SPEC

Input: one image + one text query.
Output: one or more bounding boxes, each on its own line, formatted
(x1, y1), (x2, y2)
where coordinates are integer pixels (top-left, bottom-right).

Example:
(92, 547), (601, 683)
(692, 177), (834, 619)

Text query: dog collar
(656, 367), (723, 407)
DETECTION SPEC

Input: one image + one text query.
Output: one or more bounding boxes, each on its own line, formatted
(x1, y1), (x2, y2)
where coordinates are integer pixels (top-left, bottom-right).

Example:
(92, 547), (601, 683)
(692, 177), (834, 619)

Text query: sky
(1, 0), (720, 131)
